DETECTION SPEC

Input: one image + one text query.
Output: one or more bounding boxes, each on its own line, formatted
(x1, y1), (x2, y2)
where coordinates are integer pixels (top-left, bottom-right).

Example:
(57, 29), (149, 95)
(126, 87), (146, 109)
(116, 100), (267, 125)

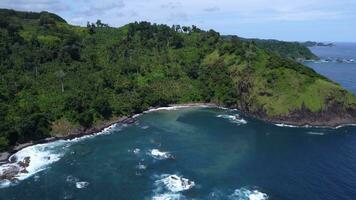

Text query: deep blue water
(305, 43), (356, 93)
(1, 43), (356, 200)
(308, 43), (356, 60)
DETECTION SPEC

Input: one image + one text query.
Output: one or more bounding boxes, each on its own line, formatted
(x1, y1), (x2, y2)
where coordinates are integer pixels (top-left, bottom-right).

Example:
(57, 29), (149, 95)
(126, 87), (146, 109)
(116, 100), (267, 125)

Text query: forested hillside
(223, 36), (318, 60)
(248, 39), (318, 60)
(1, 9), (356, 150)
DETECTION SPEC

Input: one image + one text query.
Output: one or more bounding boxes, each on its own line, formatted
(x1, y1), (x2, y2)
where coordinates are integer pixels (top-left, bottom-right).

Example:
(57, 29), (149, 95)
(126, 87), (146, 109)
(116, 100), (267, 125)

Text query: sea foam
(0, 123), (122, 188)
(149, 149), (173, 160)
(0, 140), (68, 188)
(154, 174), (195, 193)
(152, 193), (184, 200)
(217, 114), (247, 125)
(307, 132), (325, 136)
(229, 187), (268, 200)
(76, 181), (89, 189)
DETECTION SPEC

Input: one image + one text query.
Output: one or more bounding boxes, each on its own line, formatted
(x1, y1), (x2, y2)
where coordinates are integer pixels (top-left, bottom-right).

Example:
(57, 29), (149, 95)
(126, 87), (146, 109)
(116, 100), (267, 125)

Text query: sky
(1, 0), (356, 42)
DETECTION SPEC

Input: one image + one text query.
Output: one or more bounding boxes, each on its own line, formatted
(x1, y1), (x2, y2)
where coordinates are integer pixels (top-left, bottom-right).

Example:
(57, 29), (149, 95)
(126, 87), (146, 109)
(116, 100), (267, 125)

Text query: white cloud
(1, 0), (355, 41)
(0, 0), (68, 12)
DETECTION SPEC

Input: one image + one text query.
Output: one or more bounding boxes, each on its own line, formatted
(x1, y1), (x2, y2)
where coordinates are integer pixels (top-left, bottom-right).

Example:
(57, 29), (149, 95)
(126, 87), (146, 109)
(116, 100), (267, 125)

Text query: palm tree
(244, 42), (256, 68)
(55, 70), (65, 92)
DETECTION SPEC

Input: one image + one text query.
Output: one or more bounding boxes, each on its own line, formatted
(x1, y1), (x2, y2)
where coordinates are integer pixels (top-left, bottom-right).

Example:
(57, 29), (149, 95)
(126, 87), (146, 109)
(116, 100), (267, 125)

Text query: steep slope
(0, 9), (356, 150)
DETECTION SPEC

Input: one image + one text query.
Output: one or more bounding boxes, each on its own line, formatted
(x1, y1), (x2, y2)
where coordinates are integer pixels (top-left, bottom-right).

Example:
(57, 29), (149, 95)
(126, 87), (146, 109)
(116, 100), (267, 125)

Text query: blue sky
(1, 0), (355, 42)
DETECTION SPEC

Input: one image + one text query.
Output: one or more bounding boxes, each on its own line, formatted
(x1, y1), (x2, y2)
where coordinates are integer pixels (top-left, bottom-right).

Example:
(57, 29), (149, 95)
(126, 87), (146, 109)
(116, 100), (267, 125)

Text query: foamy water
(149, 149), (173, 160)
(0, 123), (122, 188)
(217, 114), (247, 125)
(0, 140), (68, 188)
(229, 187), (268, 200)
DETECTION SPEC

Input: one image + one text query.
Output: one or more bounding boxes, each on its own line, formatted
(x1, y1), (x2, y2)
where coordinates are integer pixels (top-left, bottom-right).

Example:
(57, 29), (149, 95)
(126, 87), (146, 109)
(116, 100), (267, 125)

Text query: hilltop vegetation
(0, 9), (356, 150)
(248, 39), (318, 60)
(223, 36), (318, 60)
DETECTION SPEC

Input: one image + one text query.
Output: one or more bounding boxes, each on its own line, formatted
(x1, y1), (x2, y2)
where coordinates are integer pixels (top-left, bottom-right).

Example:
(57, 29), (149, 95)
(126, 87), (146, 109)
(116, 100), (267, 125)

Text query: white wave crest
(152, 193), (184, 200)
(274, 123), (300, 128)
(0, 123), (122, 188)
(144, 104), (214, 114)
(217, 114), (247, 125)
(68, 123), (120, 142)
(76, 181), (89, 189)
(307, 132), (325, 136)
(149, 149), (174, 160)
(229, 187), (268, 200)
(155, 174), (195, 193)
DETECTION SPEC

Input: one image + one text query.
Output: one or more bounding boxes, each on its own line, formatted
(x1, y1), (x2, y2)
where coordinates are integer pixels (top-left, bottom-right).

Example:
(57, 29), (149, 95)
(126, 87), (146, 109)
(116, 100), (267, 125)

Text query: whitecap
(152, 193), (184, 200)
(144, 104), (214, 114)
(68, 123), (120, 143)
(217, 114), (247, 125)
(307, 132), (325, 136)
(274, 123), (298, 128)
(154, 174), (195, 193)
(149, 149), (174, 160)
(133, 113), (142, 118)
(229, 187), (268, 200)
(76, 181), (89, 189)
(133, 148), (141, 155)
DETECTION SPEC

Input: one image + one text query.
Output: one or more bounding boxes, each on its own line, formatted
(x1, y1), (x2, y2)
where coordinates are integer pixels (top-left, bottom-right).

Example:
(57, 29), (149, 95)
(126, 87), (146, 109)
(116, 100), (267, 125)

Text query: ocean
(305, 42), (356, 93)
(0, 43), (356, 200)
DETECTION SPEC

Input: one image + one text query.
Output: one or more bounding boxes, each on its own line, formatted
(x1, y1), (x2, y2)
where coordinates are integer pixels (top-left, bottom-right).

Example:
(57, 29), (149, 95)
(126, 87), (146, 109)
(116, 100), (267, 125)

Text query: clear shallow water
(1, 107), (356, 200)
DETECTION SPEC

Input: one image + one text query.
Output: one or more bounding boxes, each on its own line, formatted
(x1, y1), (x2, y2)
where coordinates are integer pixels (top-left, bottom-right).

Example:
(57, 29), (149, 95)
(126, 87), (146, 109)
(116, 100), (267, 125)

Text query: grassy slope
(204, 47), (356, 123)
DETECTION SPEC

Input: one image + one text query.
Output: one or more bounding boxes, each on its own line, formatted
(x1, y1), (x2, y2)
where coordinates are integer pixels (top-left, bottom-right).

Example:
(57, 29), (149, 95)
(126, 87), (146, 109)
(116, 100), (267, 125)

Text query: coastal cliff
(1, 8), (356, 152)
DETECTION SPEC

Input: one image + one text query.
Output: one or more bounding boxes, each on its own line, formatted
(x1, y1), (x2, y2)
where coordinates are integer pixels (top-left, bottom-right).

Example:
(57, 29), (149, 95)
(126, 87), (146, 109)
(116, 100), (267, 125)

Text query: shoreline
(0, 103), (215, 163)
(1, 102), (356, 163)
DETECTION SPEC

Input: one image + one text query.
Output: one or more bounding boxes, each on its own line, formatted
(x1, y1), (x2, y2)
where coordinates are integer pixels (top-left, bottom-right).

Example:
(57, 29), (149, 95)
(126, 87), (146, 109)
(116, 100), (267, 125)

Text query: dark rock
(0, 165), (20, 181)
(18, 157), (30, 168)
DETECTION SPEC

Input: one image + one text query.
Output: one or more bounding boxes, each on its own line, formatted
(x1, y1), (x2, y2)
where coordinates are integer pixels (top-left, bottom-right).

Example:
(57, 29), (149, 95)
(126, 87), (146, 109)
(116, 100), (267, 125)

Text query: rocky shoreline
(0, 103), (215, 164)
(0, 116), (137, 163)
(1, 102), (355, 164)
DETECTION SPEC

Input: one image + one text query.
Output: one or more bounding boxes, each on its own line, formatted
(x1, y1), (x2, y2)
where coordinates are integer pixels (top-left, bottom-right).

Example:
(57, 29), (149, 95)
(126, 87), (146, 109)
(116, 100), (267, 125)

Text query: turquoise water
(1, 107), (356, 200)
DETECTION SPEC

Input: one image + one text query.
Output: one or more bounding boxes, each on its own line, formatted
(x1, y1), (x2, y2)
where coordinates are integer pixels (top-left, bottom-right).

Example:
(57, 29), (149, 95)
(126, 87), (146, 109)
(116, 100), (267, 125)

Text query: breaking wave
(148, 149), (174, 160)
(217, 114), (247, 125)
(228, 187), (268, 200)
(0, 140), (68, 188)
(0, 123), (122, 188)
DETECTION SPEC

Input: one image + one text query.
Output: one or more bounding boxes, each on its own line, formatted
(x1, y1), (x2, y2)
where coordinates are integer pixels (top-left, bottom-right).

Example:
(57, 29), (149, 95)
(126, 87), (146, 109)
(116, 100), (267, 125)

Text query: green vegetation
(302, 41), (334, 47)
(249, 39), (318, 60)
(223, 36), (318, 60)
(0, 9), (355, 150)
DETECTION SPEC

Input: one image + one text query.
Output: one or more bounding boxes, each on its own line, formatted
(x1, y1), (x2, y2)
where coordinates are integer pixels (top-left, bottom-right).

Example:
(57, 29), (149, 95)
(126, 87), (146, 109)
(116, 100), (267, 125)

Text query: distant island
(302, 41), (334, 47)
(0, 8), (356, 153)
